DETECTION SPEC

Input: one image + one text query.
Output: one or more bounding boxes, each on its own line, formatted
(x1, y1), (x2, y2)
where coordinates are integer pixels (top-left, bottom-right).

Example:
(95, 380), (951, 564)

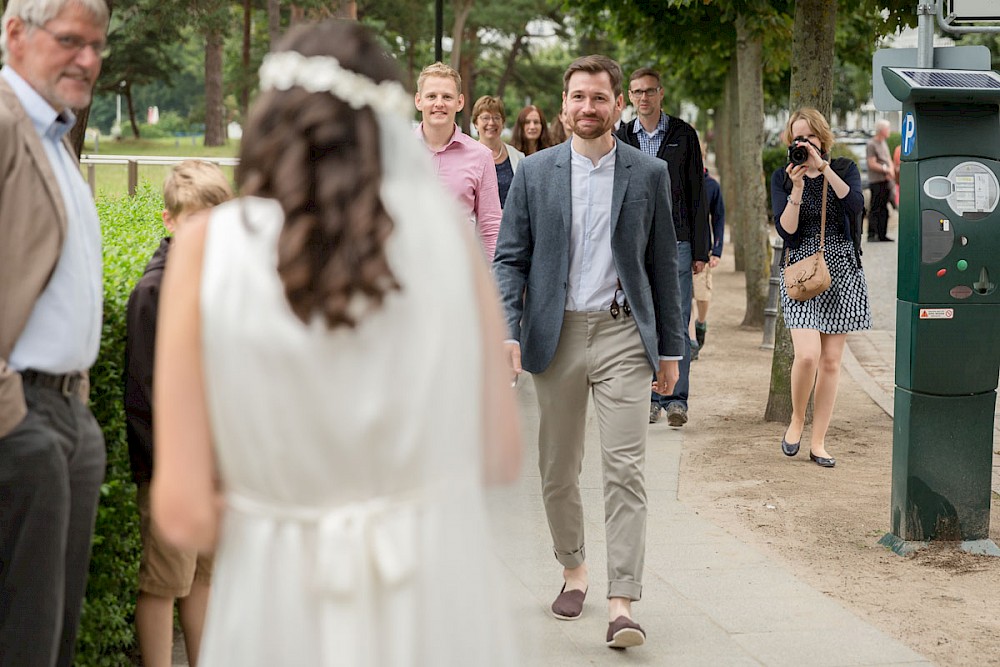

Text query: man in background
(866, 118), (895, 242)
(415, 61), (502, 261)
(617, 67), (708, 427)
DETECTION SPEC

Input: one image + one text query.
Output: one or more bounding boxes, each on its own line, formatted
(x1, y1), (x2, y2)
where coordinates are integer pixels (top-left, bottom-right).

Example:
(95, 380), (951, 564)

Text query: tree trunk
(766, 0), (838, 422)
(241, 0), (251, 118)
(722, 56), (743, 272)
(69, 106), (90, 157)
(496, 32), (525, 98)
(268, 0), (281, 48)
(457, 29), (476, 134)
(765, 310), (798, 422)
(333, 0), (356, 18)
(204, 29), (226, 147)
(449, 0), (473, 69)
(735, 15), (768, 327)
(125, 86), (140, 139)
(290, 4), (304, 24)
(788, 0), (837, 117)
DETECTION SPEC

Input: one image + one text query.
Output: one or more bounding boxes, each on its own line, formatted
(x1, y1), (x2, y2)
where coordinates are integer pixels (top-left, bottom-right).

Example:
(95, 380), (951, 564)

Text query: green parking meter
(880, 67), (1000, 555)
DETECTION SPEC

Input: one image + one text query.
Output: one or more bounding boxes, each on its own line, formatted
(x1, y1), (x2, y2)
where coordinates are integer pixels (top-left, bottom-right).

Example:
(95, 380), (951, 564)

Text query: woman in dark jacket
(770, 108), (871, 468)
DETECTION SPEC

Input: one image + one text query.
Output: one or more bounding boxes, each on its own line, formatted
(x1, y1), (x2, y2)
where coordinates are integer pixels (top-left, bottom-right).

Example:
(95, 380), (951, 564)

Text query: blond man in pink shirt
(415, 62), (502, 261)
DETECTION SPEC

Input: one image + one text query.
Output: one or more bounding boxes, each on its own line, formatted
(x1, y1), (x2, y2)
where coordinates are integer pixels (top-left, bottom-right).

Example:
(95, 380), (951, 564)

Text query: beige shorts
(136, 482), (213, 598)
(693, 262), (714, 301)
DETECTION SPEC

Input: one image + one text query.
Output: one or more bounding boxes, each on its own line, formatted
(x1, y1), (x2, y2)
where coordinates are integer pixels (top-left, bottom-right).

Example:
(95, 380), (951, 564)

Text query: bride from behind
(150, 20), (522, 666)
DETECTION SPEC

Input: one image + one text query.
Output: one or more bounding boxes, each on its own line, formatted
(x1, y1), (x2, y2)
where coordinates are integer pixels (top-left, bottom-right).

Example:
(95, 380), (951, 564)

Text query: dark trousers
(0, 383), (105, 667)
(652, 240), (692, 410)
(869, 181), (892, 240)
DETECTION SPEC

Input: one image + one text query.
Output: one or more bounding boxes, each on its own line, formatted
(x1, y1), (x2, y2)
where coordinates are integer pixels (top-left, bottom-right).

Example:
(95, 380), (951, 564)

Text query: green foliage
(75, 186), (167, 666)
(762, 144), (787, 182)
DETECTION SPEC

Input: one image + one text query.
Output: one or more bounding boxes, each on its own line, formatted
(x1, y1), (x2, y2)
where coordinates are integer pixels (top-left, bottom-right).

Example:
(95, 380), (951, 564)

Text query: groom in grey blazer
(493, 54), (684, 649)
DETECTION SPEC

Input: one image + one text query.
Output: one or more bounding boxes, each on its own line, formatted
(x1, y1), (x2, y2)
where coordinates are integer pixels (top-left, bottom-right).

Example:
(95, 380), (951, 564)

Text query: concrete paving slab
(493, 373), (932, 666)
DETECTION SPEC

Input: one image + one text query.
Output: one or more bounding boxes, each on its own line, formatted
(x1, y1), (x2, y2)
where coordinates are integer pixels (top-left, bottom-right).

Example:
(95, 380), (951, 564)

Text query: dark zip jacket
(124, 237), (171, 484)
(616, 114), (710, 262)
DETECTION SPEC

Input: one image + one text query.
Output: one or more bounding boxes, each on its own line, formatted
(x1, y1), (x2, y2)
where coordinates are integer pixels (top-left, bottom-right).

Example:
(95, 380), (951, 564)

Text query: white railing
(79, 155), (240, 196)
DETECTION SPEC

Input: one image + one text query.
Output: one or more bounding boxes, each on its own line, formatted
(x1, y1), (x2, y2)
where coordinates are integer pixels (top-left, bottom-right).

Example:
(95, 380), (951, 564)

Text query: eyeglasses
(629, 87), (661, 98)
(29, 23), (110, 59)
(477, 113), (503, 124)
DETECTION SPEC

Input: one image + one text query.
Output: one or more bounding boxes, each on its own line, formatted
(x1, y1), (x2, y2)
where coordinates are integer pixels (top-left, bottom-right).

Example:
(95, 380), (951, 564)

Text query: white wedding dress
(195, 117), (514, 666)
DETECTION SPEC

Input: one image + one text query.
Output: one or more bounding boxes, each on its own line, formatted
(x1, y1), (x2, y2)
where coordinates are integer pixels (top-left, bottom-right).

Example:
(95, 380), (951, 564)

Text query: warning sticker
(919, 308), (954, 319)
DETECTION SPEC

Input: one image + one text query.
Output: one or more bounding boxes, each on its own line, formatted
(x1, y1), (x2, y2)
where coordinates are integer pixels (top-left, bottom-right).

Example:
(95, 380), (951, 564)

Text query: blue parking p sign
(902, 112), (916, 156)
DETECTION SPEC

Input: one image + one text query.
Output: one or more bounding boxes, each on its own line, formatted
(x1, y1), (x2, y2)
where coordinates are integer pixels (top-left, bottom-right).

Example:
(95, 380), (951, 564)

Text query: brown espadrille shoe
(550, 584), (587, 620)
(606, 615), (645, 649)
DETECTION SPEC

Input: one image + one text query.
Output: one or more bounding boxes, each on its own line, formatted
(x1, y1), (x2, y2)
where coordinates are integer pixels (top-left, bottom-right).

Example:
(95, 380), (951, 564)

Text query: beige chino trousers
(532, 310), (651, 601)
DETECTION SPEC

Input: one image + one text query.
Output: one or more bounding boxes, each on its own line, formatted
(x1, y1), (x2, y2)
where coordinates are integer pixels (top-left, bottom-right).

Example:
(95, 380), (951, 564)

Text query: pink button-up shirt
(416, 123), (502, 262)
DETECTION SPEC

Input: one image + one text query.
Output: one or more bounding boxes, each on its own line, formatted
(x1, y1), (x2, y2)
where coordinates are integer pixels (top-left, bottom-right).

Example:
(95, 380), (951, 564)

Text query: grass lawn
(81, 136), (241, 199)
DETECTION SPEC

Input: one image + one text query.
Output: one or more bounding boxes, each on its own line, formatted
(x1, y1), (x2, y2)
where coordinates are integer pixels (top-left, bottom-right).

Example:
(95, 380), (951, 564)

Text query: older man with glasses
(616, 67), (708, 428)
(0, 1), (110, 665)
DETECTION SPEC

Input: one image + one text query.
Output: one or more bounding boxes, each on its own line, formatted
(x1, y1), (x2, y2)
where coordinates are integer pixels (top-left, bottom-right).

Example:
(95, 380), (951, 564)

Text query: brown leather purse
(784, 177), (831, 302)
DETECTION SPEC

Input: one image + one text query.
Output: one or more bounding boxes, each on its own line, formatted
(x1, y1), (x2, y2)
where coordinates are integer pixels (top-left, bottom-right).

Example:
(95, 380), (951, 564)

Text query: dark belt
(20, 369), (86, 397)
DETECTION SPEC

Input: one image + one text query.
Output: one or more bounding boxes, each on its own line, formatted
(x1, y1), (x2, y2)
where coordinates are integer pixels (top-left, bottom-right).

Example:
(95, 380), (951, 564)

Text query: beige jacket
(0, 76), (80, 437)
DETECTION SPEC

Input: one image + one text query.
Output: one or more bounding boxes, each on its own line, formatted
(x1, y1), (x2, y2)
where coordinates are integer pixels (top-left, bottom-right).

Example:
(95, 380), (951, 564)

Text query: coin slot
(973, 267), (995, 295)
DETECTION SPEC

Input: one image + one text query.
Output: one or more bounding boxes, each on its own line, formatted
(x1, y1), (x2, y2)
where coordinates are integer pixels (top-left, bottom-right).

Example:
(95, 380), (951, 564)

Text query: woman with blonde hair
(511, 104), (552, 155)
(473, 95), (524, 207)
(770, 107), (870, 469)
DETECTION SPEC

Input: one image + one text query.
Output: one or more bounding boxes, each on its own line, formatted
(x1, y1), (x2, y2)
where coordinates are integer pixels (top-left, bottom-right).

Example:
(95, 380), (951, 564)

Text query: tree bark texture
(241, 0), (251, 118)
(766, 0), (838, 421)
(735, 15), (768, 328)
(69, 106), (89, 157)
(333, 1), (357, 19)
(204, 29), (226, 147)
(268, 0), (281, 48)
(788, 0), (837, 117)
(449, 0), (473, 70)
(496, 32), (525, 98)
(764, 309), (796, 422)
(722, 57), (743, 272)
(125, 86), (139, 139)
(457, 32), (476, 134)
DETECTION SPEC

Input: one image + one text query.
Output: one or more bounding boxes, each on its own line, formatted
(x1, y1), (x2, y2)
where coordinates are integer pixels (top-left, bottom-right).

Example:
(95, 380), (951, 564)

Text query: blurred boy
(125, 160), (233, 667)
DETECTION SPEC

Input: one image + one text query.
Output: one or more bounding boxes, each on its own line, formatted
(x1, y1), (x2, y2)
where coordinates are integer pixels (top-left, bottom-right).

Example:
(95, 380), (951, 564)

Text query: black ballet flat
(809, 451), (836, 467)
(781, 437), (800, 457)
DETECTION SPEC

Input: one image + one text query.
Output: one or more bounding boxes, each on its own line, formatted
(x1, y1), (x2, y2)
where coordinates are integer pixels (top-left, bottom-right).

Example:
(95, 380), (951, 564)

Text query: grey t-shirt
(866, 137), (891, 184)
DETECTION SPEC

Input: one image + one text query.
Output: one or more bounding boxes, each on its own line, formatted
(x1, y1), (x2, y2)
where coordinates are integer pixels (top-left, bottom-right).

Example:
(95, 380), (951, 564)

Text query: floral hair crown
(258, 51), (412, 119)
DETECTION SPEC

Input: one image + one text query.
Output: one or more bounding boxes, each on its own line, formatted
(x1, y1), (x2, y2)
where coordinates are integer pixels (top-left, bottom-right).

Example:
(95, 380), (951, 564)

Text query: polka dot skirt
(780, 175), (872, 333)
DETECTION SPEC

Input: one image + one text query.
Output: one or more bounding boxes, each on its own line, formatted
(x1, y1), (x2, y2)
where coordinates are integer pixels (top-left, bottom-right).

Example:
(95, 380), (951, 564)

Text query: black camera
(787, 136), (815, 166)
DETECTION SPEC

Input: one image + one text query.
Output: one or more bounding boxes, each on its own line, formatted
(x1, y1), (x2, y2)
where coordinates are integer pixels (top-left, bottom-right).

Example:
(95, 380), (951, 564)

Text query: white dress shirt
(2, 66), (103, 374)
(566, 142), (619, 312)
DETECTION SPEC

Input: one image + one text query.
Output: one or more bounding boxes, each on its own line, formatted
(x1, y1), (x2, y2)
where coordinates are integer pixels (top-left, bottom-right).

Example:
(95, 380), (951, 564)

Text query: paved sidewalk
(489, 373), (931, 666)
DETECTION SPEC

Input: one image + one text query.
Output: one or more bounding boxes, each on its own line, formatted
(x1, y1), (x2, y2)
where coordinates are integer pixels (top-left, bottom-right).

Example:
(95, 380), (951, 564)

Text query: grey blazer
(493, 138), (685, 374)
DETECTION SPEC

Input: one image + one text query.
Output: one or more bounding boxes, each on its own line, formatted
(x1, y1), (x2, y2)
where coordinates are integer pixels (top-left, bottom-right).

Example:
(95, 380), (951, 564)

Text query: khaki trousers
(532, 310), (651, 601)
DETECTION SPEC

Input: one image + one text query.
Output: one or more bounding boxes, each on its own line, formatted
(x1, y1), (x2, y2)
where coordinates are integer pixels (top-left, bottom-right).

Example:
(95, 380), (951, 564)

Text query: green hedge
(76, 185), (166, 666)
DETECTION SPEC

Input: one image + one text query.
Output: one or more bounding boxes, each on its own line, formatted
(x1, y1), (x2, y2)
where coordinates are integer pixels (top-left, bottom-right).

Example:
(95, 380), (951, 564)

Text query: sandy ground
(678, 254), (1000, 667)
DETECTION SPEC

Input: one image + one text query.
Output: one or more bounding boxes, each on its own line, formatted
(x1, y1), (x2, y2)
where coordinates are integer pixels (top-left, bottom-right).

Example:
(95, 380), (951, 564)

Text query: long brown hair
(511, 105), (552, 155)
(237, 21), (402, 329)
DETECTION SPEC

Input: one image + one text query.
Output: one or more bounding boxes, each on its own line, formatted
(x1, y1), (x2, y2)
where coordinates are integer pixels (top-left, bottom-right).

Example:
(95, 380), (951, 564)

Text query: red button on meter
(937, 268), (947, 277)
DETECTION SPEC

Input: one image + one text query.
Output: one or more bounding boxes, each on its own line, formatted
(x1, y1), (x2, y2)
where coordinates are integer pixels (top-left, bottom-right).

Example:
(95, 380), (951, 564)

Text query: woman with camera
(770, 108), (871, 468)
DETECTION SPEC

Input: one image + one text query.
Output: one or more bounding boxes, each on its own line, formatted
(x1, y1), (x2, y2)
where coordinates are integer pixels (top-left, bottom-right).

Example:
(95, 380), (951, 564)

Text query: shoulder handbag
(784, 177), (831, 301)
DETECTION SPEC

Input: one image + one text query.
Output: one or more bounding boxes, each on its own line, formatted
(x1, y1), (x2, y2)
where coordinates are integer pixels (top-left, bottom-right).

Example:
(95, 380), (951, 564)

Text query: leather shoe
(810, 451), (836, 467)
(781, 437), (800, 457)
(606, 615), (645, 649)
(551, 584), (587, 620)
